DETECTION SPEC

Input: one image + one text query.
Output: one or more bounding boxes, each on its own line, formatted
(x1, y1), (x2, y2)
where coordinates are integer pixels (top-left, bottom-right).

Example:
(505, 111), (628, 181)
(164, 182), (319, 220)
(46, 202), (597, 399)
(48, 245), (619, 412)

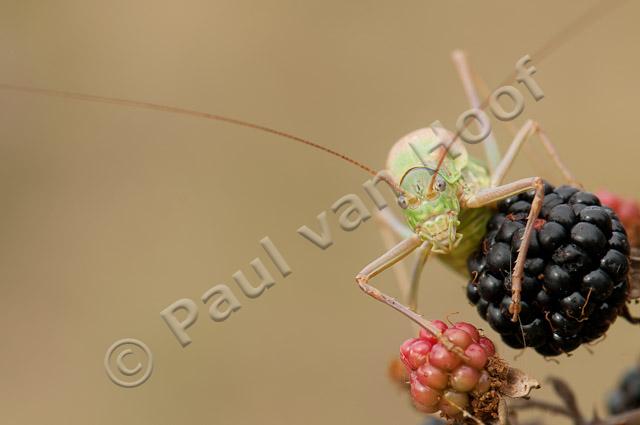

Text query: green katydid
(0, 1), (626, 352)
(0, 52), (580, 354)
(354, 50), (579, 350)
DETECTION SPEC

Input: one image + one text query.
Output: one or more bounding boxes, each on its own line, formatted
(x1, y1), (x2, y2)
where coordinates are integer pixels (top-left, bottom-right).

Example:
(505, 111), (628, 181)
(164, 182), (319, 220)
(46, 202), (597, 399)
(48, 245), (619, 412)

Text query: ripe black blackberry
(608, 364), (640, 415)
(466, 183), (632, 356)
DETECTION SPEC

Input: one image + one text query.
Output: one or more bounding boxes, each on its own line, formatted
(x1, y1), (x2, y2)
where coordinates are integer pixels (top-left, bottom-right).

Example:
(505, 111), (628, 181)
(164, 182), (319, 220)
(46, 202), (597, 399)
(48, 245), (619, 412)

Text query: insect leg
(374, 209), (414, 301)
(370, 168), (419, 301)
(490, 119), (580, 188)
(451, 49), (501, 173)
(356, 236), (462, 353)
(462, 177), (546, 322)
(409, 242), (432, 312)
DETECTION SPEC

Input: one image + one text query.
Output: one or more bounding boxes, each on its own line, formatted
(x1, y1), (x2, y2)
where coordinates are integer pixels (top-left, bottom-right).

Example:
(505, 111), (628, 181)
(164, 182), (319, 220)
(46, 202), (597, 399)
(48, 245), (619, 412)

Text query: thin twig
(548, 377), (586, 425)
(509, 398), (573, 418)
(589, 407), (640, 425)
(507, 375), (640, 425)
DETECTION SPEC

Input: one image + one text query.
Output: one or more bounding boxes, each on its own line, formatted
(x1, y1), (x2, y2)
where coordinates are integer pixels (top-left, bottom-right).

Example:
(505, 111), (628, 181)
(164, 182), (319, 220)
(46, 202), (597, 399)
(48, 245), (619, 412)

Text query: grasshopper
(0, 1), (628, 349)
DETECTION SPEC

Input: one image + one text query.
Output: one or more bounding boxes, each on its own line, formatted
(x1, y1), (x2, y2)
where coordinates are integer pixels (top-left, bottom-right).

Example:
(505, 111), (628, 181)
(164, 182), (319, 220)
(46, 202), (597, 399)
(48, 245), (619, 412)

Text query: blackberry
(608, 364), (640, 415)
(466, 184), (631, 356)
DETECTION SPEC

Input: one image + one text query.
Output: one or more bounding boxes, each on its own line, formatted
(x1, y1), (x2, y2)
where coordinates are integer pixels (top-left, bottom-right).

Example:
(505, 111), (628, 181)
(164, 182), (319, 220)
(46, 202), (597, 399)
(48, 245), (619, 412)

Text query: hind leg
(491, 120), (580, 188)
(451, 49), (501, 172)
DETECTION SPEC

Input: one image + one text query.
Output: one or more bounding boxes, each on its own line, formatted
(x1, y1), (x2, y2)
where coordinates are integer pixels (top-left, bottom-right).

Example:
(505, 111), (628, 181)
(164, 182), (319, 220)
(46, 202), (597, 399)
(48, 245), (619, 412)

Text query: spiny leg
(374, 209), (414, 301)
(370, 170), (417, 302)
(373, 211), (431, 375)
(452, 55), (580, 318)
(457, 54), (580, 188)
(355, 236), (463, 354)
(463, 177), (546, 322)
(409, 242), (431, 312)
(451, 49), (501, 173)
(356, 235), (420, 314)
(374, 210), (433, 339)
(370, 168), (440, 310)
(480, 121), (582, 321)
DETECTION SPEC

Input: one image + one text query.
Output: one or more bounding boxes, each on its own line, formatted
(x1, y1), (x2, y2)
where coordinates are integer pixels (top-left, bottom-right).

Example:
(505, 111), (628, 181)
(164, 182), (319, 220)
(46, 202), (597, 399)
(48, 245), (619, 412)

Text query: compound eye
(435, 175), (447, 192)
(397, 195), (409, 209)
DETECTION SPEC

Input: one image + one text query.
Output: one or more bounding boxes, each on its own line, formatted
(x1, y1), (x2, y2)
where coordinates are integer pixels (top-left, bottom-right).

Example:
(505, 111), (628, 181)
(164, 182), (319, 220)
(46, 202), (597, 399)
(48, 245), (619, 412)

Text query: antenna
(427, 0), (629, 194)
(0, 83), (379, 178)
(0, 0), (629, 196)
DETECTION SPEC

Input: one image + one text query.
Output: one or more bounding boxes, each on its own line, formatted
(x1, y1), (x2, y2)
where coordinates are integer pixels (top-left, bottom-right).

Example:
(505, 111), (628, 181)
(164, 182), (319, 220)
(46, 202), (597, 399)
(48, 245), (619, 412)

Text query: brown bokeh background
(1, 1), (640, 424)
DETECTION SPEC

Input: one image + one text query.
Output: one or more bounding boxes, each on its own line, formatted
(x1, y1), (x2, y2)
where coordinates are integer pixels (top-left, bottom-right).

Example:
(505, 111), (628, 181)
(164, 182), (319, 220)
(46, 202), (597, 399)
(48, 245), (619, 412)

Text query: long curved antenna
(0, 0), (628, 195)
(0, 83), (379, 178)
(427, 0), (629, 194)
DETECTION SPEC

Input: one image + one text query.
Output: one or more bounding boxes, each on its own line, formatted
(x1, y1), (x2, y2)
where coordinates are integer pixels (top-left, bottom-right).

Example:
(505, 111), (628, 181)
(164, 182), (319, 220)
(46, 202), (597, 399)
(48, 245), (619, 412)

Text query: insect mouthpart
(416, 213), (463, 254)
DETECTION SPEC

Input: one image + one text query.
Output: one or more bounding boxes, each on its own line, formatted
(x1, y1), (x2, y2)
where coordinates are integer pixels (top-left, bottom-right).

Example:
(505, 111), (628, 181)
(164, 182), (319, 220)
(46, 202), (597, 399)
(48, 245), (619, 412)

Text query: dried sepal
(501, 364), (541, 399)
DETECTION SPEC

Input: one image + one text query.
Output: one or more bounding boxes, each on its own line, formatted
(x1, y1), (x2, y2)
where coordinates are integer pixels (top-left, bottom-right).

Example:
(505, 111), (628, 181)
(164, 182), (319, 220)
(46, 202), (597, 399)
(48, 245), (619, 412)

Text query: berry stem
(509, 375), (640, 425)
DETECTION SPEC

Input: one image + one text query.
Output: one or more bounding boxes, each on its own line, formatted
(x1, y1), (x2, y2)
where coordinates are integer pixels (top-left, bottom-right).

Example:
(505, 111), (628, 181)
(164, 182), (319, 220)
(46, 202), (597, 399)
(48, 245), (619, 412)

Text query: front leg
(409, 242), (431, 312)
(356, 236), (461, 353)
(462, 177), (545, 322)
(374, 210), (412, 303)
(374, 209), (431, 312)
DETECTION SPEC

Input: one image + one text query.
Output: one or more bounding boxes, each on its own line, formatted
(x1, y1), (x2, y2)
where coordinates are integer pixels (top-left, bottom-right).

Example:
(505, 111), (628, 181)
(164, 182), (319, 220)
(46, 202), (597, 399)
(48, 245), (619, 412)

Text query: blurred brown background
(1, 1), (639, 424)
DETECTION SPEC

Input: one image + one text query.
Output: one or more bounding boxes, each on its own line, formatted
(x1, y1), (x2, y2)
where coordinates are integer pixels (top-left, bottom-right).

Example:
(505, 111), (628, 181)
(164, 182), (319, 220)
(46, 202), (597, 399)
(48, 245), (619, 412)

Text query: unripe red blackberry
(400, 321), (500, 421)
(597, 190), (640, 247)
(466, 184), (632, 356)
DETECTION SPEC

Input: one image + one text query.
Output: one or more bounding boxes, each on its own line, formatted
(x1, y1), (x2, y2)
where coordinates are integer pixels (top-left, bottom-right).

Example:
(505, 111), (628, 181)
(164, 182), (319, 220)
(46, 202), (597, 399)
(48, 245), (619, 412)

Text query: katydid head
(387, 127), (468, 253)
(398, 167), (462, 253)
